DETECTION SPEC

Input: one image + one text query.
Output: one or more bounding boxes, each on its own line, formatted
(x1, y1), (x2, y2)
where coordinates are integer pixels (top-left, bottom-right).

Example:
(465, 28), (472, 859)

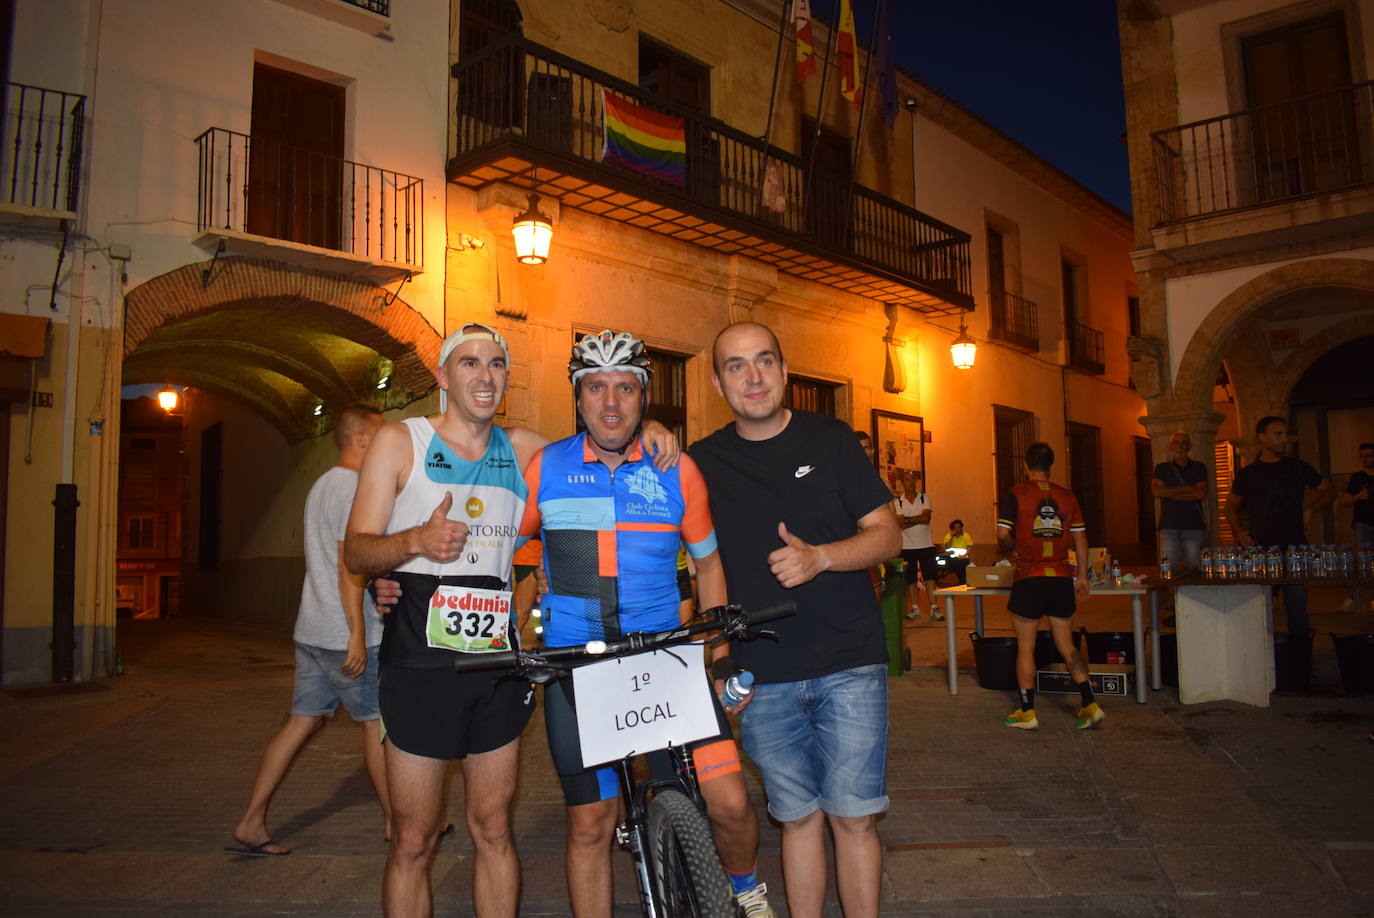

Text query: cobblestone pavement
(2, 598), (1373, 916)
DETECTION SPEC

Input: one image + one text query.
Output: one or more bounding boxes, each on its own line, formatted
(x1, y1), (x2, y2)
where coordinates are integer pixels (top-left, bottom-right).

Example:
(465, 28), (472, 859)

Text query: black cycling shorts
(1008, 576), (1077, 620)
(902, 547), (941, 583)
(543, 673), (736, 807)
(379, 663), (535, 760)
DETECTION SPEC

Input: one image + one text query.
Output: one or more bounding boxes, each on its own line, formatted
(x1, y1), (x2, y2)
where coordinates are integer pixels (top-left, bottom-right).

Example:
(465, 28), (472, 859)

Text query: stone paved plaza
(2, 595), (1373, 916)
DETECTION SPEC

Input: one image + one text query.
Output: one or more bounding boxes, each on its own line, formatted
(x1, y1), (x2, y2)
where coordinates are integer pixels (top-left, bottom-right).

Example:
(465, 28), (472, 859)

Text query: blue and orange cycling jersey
(517, 433), (717, 647)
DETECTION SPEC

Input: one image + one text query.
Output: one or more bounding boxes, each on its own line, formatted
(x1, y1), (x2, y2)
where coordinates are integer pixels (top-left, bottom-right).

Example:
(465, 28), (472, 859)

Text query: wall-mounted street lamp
(511, 192), (553, 265)
(157, 384), (180, 414)
(950, 313), (977, 370)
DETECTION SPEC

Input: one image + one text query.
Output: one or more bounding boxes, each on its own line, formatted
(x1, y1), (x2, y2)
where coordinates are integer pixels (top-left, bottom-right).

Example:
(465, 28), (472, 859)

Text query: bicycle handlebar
(451, 600), (796, 673)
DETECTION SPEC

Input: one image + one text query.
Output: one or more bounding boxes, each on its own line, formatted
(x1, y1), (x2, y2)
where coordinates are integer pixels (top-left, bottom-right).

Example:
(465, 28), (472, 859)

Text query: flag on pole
(792, 0), (816, 83)
(601, 89), (687, 187)
(875, 0), (898, 128)
(837, 0), (861, 110)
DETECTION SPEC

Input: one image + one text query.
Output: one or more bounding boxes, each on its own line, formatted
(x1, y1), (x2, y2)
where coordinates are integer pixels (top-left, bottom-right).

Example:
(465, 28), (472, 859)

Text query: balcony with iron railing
(1152, 80), (1374, 227)
(448, 36), (973, 316)
(194, 127), (422, 280)
(987, 289), (1039, 351)
(1066, 321), (1106, 375)
(0, 82), (85, 226)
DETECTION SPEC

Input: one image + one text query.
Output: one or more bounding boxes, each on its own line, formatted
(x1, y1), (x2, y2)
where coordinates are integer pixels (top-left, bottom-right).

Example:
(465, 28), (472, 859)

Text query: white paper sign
(571, 644), (719, 768)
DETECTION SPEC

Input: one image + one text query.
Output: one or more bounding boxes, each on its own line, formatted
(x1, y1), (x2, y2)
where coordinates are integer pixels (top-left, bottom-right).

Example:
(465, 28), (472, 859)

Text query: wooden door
(248, 64), (344, 249)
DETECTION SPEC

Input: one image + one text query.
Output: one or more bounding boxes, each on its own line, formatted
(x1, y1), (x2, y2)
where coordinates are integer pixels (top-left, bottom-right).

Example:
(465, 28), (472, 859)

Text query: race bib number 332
(425, 585), (513, 653)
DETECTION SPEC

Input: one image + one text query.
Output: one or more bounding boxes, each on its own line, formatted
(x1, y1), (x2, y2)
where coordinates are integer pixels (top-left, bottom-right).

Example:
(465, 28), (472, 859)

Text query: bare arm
(338, 542), (368, 677)
(1303, 478), (1337, 524)
(996, 524), (1015, 556)
(345, 422), (467, 574)
(1151, 477), (1207, 500)
(1224, 491), (1251, 547)
(767, 503), (902, 589)
(1072, 529), (1090, 598)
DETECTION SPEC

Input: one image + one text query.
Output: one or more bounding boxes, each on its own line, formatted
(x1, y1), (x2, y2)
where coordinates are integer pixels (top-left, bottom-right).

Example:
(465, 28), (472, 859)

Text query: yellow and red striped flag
(792, 0), (815, 83)
(837, 0), (861, 109)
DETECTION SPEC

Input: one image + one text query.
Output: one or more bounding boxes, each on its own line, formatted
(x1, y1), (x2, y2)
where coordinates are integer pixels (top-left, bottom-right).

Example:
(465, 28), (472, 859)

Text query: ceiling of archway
(123, 302), (430, 442)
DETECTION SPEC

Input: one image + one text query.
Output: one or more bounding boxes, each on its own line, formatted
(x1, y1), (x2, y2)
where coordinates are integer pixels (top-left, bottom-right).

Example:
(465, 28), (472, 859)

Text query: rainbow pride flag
(601, 89), (686, 187)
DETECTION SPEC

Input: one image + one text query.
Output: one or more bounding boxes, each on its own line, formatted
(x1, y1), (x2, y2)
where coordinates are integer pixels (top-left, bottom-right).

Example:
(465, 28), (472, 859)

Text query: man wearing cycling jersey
(517, 330), (774, 918)
(347, 324), (683, 917)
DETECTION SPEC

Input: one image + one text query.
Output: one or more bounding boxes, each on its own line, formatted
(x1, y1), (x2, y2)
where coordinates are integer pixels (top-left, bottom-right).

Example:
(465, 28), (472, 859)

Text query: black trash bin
(1331, 633), (1374, 696)
(1159, 632), (1178, 688)
(1084, 631), (1137, 665)
(1273, 629), (1315, 693)
(1033, 628), (1084, 668)
(971, 633), (1018, 690)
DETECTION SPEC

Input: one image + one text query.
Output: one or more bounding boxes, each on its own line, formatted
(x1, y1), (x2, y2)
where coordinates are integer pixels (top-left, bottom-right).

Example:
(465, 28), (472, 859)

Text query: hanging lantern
(157, 385), (179, 413)
(511, 193), (553, 265)
(950, 321), (977, 369)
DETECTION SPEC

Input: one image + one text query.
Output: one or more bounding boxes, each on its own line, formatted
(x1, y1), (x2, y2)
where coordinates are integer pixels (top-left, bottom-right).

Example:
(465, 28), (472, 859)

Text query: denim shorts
(739, 663), (889, 822)
(291, 642), (381, 721)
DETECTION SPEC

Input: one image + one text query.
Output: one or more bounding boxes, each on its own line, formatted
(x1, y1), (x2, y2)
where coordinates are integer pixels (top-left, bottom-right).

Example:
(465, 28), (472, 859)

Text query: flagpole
(802, 0), (842, 210)
(756, 0), (792, 208)
(846, 0), (884, 246)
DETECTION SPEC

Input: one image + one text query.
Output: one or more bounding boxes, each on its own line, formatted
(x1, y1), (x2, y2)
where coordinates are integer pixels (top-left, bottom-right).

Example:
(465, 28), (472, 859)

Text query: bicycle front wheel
(645, 789), (735, 918)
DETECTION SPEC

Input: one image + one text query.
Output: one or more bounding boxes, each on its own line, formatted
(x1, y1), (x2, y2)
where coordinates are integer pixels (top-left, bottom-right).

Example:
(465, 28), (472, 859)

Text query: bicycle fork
(614, 759), (663, 918)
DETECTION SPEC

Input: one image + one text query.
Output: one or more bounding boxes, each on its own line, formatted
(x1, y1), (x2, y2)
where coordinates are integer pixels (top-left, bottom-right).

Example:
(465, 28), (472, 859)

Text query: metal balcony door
(1243, 13), (1357, 201)
(248, 64), (344, 249)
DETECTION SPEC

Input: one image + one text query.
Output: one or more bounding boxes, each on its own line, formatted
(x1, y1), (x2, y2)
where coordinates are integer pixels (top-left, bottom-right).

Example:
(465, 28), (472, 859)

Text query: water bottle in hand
(721, 670), (755, 710)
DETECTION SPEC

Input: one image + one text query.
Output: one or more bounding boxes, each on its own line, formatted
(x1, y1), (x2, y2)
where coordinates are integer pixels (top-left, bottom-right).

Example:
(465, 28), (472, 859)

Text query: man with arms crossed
(689, 322), (901, 918)
(1152, 430), (1208, 573)
(518, 330), (773, 917)
(997, 441), (1102, 731)
(229, 404), (388, 856)
(1225, 415), (1335, 635)
(351, 325), (681, 916)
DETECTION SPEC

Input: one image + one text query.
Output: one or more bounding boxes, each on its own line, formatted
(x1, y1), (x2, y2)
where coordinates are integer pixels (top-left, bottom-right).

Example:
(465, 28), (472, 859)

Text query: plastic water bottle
(1110, 559), (1122, 586)
(1160, 556), (1172, 580)
(1201, 547), (1213, 578)
(721, 671), (755, 710)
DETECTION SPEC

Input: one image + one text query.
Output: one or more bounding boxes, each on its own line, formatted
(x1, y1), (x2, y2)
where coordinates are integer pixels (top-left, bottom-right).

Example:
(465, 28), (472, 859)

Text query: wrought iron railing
(195, 127), (422, 266)
(1067, 321), (1105, 375)
(1152, 80), (1374, 224)
(1, 82), (85, 213)
(452, 36), (971, 304)
(987, 289), (1039, 351)
(340, 0), (389, 13)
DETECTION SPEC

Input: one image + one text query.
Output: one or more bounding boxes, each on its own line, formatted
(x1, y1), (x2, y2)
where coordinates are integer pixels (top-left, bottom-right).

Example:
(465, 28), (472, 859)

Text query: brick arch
(1170, 258), (1374, 412)
(123, 258), (442, 395)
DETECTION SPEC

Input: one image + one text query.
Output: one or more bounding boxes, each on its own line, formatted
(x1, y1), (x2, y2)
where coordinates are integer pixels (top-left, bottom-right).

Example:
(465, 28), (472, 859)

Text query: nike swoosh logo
(794, 465), (815, 478)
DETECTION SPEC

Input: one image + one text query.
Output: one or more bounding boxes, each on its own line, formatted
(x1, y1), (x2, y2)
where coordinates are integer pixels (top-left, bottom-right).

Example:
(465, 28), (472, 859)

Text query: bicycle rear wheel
(645, 789), (734, 918)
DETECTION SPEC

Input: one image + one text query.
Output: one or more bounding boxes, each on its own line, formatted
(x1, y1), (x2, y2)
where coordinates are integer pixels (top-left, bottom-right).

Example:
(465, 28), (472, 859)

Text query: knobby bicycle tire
(645, 789), (734, 918)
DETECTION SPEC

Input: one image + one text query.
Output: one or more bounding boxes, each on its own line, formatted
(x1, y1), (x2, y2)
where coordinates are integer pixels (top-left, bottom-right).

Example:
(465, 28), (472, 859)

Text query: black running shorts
(379, 664), (535, 760)
(1008, 576), (1077, 620)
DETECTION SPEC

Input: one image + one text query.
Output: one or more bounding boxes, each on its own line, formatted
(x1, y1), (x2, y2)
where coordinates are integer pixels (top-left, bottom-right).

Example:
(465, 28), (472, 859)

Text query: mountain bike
(454, 601), (795, 918)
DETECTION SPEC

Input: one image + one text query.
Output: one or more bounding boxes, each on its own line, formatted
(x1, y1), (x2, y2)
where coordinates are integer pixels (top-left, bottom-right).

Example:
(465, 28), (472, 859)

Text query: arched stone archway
(1274, 312), (1374, 406)
(1170, 258), (1374, 413)
(122, 258), (443, 439)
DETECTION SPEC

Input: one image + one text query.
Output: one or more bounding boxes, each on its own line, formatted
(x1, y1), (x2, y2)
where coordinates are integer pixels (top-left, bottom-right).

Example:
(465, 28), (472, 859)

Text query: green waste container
(880, 558), (909, 675)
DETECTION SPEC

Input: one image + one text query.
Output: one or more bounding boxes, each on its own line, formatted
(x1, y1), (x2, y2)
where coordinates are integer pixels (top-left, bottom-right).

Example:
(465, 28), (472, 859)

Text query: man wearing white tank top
(346, 324), (679, 917)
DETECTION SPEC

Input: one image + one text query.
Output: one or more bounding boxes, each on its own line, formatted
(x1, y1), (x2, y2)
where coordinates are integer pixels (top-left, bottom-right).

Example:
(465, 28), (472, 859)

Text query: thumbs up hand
(411, 492), (468, 563)
(767, 521), (829, 588)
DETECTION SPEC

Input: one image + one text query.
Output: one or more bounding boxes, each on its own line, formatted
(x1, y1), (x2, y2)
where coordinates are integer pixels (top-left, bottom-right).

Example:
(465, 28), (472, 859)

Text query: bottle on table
(1110, 559), (1122, 586)
(1201, 547), (1213, 578)
(1160, 556), (1172, 580)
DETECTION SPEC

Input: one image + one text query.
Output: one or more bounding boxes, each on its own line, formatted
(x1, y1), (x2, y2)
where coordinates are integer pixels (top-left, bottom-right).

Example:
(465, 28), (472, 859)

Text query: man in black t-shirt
(1225, 416), (1335, 634)
(689, 322), (901, 918)
(1151, 431), (1208, 572)
(1339, 441), (1374, 612)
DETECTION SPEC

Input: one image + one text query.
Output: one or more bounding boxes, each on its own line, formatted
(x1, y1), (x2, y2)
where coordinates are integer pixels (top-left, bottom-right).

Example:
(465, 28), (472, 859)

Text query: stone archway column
(1141, 409), (1226, 548)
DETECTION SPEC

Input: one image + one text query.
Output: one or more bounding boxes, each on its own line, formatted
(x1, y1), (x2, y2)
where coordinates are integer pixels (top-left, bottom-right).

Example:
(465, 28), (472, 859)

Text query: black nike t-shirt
(688, 411), (894, 683)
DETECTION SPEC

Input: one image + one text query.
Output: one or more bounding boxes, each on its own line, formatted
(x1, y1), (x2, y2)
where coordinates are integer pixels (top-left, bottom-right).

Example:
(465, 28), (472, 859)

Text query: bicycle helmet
(568, 330), (652, 387)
